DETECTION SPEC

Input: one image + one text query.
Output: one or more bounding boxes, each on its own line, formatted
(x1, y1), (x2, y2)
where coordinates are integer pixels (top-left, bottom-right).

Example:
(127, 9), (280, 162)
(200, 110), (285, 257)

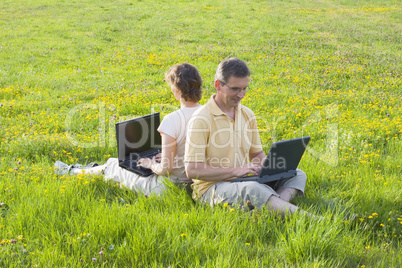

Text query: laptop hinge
(259, 170), (297, 183)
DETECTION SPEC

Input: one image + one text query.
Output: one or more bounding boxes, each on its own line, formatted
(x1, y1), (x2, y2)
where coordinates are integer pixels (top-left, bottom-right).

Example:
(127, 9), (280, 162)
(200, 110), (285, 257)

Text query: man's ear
(214, 80), (221, 91)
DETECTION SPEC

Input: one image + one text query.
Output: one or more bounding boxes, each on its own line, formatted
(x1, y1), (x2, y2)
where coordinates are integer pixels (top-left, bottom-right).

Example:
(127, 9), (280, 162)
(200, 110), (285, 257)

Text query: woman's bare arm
(137, 133), (176, 176)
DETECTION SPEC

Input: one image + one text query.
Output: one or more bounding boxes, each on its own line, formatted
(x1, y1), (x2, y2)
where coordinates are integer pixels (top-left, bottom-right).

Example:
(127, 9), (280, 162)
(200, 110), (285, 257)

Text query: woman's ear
(171, 86), (181, 100)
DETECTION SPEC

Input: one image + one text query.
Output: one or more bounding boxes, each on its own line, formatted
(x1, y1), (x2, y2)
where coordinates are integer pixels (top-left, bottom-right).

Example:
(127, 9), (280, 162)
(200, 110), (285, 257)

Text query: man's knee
(239, 182), (277, 208)
(296, 169), (307, 181)
(241, 182), (269, 196)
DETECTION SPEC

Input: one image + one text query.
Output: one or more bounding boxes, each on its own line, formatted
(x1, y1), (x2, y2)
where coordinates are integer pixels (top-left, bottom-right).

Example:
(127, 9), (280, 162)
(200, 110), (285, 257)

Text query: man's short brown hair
(165, 63), (202, 103)
(214, 57), (250, 84)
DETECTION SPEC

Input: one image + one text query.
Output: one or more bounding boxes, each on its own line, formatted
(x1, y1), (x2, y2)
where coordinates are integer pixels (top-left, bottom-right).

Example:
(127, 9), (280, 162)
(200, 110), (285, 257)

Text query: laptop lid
(259, 136), (310, 177)
(115, 113), (162, 162)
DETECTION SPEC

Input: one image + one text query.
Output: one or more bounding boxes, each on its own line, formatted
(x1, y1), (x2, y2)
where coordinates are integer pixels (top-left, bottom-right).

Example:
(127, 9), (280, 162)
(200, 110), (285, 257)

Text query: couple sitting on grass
(55, 58), (308, 218)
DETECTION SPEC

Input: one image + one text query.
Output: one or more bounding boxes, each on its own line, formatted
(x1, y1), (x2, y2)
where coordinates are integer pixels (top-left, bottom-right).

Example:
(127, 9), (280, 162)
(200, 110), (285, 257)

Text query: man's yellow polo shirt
(185, 94), (263, 198)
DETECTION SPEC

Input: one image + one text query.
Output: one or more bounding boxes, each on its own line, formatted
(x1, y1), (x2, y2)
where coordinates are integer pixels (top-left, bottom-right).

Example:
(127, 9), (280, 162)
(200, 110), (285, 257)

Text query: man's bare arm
(249, 150), (266, 166)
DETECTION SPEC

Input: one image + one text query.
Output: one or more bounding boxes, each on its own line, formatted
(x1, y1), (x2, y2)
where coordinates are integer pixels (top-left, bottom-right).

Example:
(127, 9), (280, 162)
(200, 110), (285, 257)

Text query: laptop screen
(116, 113), (162, 161)
(259, 136), (310, 177)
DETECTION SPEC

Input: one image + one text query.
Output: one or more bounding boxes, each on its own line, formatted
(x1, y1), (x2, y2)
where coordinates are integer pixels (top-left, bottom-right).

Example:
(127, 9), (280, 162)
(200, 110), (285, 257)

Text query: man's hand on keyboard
(233, 163), (261, 177)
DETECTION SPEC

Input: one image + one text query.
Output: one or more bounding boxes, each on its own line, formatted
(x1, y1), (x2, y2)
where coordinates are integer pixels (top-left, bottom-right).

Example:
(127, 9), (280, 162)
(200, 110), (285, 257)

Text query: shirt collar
(207, 94), (242, 116)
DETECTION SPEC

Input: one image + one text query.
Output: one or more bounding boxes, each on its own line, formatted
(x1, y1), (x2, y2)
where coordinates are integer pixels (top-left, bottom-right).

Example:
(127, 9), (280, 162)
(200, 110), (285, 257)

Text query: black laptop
(231, 136), (310, 184)
(116, 113), (162, 176)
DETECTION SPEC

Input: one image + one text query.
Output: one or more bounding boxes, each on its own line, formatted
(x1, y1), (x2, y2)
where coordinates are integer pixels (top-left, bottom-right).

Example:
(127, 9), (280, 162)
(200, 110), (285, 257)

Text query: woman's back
(157, 105), (201, 183)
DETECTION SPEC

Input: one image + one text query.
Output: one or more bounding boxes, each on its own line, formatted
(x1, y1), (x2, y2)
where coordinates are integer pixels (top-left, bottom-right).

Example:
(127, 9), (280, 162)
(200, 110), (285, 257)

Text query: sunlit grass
(0, 0), (401, 266)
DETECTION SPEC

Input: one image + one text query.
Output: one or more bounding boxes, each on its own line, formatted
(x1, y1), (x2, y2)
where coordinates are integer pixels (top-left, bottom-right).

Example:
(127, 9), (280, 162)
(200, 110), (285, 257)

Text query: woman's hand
(136, 133), (176, 176)
(137, 158), (156, 169)
(153, 153), (162, 163)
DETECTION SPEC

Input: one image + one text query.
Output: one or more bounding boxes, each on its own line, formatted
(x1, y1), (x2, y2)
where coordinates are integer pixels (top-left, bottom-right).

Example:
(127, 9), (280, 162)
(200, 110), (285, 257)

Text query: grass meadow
(0, 0), (401, 266)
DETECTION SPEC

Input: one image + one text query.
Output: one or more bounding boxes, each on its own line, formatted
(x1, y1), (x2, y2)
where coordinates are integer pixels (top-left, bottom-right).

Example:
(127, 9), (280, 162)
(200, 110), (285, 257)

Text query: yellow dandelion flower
(223, 203), (229, 207)
(180, 233), (186, 237)
(245, 243), (250, 246)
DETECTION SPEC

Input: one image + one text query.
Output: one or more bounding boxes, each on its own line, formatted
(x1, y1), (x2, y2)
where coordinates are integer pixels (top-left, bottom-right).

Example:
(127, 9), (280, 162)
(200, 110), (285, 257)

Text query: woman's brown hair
(165, 63), (202, 103)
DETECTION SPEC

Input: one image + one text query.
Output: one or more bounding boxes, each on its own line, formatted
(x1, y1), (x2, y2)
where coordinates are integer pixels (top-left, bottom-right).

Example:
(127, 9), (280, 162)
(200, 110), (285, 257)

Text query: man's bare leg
(265, 195), (300, 218)
(276, 187), (299, 202)
(265, 195), (319, 219)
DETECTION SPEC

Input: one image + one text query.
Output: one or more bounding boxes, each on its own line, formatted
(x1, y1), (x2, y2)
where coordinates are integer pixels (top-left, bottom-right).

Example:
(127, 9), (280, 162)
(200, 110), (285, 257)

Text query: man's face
(216, 76), (249, 108)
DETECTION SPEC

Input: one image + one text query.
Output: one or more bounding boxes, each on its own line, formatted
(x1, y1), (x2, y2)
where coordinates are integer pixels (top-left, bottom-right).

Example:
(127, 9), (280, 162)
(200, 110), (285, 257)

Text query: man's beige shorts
(200, 169), (307, 209)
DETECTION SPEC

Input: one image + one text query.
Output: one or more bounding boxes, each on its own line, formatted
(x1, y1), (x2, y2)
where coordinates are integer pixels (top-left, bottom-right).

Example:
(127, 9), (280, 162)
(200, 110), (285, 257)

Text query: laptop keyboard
(138, 149), (160, 159)
(123, 150), (160, 168)
(119, 150), (161, 176)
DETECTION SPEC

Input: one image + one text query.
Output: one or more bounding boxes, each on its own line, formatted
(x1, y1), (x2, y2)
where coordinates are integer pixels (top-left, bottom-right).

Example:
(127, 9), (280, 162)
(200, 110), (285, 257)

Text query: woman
(55, 63), (202, 195)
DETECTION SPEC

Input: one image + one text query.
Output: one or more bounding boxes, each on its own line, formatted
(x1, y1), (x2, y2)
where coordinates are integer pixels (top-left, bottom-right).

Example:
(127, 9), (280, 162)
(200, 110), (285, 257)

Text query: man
(185, 58), (307, 217)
